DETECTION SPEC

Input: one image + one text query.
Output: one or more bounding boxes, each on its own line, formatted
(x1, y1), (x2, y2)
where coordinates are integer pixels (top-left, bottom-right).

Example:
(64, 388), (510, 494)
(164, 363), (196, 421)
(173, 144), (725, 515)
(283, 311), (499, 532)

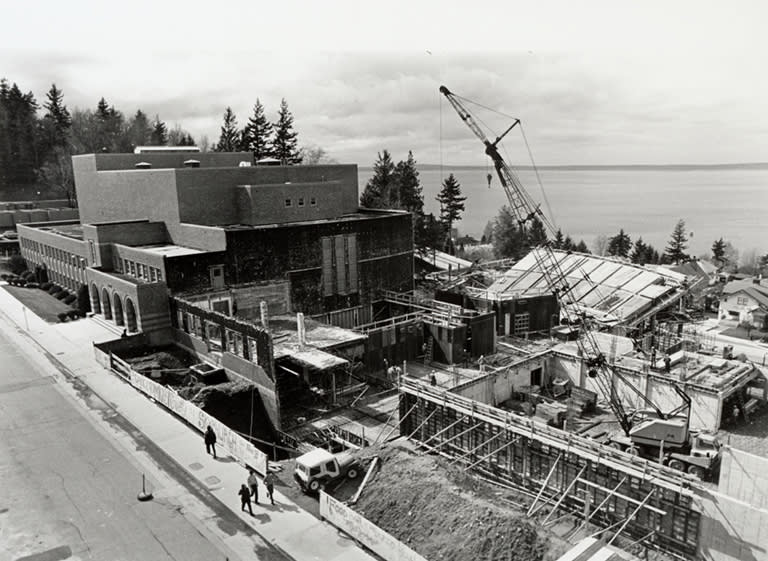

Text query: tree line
(0, 78), (315, 203)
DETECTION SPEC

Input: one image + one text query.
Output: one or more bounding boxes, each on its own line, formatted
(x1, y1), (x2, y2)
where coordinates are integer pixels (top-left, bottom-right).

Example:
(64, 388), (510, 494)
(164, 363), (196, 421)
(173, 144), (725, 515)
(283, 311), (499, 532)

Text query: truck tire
(309, 479), (321, 492)
(668, 459), (684, 471)
(346, 467), (360, 479)
(687, 465), (705, 479)
(626, 446), (639, 456)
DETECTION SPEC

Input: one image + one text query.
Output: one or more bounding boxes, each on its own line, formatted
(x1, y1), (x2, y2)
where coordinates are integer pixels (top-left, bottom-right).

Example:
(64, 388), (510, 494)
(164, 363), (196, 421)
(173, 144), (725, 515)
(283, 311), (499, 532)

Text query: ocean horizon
(357, 164), (768, 258)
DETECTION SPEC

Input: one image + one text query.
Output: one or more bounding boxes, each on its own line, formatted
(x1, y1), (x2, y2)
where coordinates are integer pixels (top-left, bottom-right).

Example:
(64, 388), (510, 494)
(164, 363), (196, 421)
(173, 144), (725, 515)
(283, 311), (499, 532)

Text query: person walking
(238, 484), (253, 515)
(247, 468), (260, 504)
(204, 425), (217, 459)
(264, 472), (276, 505)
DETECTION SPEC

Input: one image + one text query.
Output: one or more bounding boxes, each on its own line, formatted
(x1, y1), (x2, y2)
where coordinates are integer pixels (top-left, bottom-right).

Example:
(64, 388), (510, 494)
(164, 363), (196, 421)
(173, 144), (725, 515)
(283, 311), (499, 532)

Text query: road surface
(0, 324), (237, 561)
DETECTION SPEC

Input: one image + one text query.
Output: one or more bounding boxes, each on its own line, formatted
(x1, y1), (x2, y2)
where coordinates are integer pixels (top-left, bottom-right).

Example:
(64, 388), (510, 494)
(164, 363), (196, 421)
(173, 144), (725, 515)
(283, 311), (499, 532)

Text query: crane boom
(439, 85), (667, 435)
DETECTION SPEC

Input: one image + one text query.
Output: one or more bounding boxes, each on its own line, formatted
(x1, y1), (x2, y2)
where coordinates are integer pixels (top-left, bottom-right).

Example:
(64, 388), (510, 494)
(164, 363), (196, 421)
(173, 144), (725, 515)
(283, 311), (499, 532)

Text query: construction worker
(663, 354), (671, 373)
(650, 347), (657, 368)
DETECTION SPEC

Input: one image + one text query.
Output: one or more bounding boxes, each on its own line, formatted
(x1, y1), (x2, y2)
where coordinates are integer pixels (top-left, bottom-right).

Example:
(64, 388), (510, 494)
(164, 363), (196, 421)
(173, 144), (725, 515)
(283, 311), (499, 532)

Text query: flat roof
(36, 224), (84, 240)
(277, 348), (349, 370)
(223, 209), (407, 231)
(136, 244), (204, 257)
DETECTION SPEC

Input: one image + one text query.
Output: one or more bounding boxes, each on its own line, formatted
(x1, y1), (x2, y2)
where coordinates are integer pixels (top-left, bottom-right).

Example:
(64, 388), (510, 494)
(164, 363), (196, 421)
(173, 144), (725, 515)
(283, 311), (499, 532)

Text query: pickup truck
(293, 448), (361, 494)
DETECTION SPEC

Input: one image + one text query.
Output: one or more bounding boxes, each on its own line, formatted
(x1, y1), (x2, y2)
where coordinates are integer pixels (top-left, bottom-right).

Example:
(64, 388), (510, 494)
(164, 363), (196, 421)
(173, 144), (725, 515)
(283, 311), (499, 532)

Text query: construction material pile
(352, 442), (569, 561)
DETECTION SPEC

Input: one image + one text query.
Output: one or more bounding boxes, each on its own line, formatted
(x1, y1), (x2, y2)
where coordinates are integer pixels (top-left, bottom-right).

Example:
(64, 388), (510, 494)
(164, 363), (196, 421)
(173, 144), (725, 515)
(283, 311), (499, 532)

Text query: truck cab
(293, 448), (361, 494)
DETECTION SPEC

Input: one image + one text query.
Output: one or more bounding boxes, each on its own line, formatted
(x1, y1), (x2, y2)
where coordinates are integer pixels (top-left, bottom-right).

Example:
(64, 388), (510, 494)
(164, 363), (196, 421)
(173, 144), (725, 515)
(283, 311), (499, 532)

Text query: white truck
(293, 448), (361, 494)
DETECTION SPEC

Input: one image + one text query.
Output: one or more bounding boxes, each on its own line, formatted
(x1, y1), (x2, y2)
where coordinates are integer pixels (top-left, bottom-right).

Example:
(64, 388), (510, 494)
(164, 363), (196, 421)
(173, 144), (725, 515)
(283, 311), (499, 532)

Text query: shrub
(21, 271), (34, 281)
(41, 282), (52, 290)
(26, 282), (39, 289)
(55, 291), (68, 300)
(57, 312), (68, 322)
(0, 273), (8, 281)
(64, 294), (77, 305)
(17, 278), (26, 286)
(67, 309), (79, 320)
(49, 285), (62, 294)
(8, 255), (26, 276)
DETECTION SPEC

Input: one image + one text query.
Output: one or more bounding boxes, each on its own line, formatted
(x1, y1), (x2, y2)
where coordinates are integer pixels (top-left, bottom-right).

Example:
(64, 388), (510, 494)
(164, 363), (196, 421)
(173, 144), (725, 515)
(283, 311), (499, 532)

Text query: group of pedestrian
(239, 469), (276, 515)
(203, 425), (277, 517)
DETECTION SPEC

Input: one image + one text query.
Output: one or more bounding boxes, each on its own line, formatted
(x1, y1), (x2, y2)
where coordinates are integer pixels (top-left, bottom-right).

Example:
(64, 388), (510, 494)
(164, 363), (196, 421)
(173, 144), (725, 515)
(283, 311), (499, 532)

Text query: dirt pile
(123, 348), (191, 373)
(352, 443), (568, 561)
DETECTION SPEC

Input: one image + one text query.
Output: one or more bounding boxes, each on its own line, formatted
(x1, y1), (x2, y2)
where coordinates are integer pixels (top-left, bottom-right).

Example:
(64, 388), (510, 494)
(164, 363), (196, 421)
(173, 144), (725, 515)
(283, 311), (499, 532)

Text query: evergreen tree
(121, 110), (151, 151)
(527, 217), (548, 246)
(42, 84), (71, 149)
(272, 98), (301, 164)
(93, 97), (124, 152)
(664, 219), (689, 264)
(492, 206), (528, 259)
(563, 235), (575, 250)
(436, 173), (466, 234)
(630, 237), (648, 264)
(149, 115), (168, 146)
(360, 150), (396, 208)
(574, 240), (590, 253)
(711, 238), (726, 267)
(415, 212), (444, 254)
(214, 107), (241, 152)
(393, 151), (423, 213)
(38, 146), (75, 206)
(607, 229), (632, 258)
(553, 229), (565, 249)
(242, 99), (274, 160)
(0, 82), (39, 185)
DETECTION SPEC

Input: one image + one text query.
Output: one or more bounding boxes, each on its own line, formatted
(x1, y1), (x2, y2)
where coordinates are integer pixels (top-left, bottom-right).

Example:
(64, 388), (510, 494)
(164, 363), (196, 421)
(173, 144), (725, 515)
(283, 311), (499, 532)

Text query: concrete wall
(718, 446), (768, 509)
(222, 352), (280, 430)
(452, 355), (549, 405)
(168, 223), (227, 251)
(696, 490), (768, 561)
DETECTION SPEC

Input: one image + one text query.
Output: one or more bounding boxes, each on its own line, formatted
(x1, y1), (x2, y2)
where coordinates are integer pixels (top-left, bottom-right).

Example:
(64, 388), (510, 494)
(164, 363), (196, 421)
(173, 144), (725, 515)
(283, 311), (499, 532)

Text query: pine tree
(664, 219), (689, 264)
(574, 240), (590, 253)
(607, 229), (632, 258)
(242, 99), (274, 160)
(1, 82), (39, 185)
(272, 99), (301, 164)
(42, 84), (71, 149)
(360, 150), (396, 208)
(563, 235), (575, 250)
(121, 110), (151, 151)
(553, 229), (565, 249)
(630, 237), (648, 264)
(527, 217), (548, 246)
(415, 212), (444, 254)
(711, 238), (726, 267)
(493, 206), (528, 259)
(393, 151), (423, 213)
(214, 107), (241, 152)
(149, 115), (168, 146)
(94, 97), (124, 152)
(436, 173), (466, 235)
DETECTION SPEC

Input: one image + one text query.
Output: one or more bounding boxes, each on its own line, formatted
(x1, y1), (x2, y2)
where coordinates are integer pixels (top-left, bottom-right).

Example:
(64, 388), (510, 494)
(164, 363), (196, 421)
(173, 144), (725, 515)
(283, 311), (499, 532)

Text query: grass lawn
(720, 325), (768, 342)
(2, 284), (75, 323)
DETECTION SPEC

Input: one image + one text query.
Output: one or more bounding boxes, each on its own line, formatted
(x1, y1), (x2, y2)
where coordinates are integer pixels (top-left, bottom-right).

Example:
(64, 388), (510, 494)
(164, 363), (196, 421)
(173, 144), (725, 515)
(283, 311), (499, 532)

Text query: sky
(2, 0), (767, 166)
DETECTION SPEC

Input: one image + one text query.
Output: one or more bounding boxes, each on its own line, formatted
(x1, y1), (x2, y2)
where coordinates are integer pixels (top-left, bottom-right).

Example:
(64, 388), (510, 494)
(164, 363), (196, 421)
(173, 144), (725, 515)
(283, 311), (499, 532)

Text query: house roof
(723, 279), (768, 309)
(416, 249), (472, 272)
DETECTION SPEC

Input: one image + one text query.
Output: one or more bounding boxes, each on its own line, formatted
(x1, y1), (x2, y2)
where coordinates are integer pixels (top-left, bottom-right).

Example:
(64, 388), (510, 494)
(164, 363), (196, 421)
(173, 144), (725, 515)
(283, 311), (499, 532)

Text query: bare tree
(593, 234), (609, 256)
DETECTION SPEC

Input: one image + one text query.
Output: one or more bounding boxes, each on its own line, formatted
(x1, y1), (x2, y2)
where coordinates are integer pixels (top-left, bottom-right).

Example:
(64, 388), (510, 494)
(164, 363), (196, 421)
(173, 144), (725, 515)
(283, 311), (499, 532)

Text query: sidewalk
(0, 285), (375, 561)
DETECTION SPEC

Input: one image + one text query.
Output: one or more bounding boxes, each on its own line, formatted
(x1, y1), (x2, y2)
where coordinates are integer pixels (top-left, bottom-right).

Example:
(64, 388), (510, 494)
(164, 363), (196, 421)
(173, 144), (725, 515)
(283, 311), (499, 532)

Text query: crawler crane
(439, 85), (720, 479)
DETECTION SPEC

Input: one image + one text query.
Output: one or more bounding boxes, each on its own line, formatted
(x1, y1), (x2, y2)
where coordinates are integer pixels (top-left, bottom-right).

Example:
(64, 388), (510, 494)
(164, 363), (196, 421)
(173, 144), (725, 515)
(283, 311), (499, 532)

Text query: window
(736, 296), (749, 306)
(310, 197), (317, 206)
(156, 268), (163, 281)
(514, 312), (530, 333)
(129, 261), (136, 276)
(150, 267), (157, 282)
(285, 198), (292, 207)
(298, 197), (305, 207)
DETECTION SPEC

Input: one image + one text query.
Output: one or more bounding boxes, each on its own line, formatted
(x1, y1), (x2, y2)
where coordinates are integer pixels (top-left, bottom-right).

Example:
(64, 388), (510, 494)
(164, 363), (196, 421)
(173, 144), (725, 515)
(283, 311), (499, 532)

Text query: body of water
(358, 166), (768, 258)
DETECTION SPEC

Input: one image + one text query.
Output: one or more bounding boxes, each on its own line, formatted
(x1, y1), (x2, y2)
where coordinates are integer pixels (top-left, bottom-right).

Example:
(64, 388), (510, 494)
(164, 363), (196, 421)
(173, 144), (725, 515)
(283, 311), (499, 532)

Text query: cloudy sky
(2, 0), (767, 166)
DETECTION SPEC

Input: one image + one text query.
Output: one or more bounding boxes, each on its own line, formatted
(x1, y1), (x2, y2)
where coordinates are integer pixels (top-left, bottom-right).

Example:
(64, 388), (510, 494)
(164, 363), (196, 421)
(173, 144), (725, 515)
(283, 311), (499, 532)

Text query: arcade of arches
(90, 283), (138, 333)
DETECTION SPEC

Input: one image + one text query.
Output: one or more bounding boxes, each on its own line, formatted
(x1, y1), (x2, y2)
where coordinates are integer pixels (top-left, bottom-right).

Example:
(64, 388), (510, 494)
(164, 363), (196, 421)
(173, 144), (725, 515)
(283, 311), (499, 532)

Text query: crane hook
(486, 173), (492, 188)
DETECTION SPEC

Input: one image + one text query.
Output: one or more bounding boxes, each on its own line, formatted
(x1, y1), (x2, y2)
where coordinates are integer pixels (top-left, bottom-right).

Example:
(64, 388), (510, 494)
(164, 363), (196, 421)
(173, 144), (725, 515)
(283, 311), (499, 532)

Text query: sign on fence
(319, 492), (428, 561)
(117, 359), (268, 474)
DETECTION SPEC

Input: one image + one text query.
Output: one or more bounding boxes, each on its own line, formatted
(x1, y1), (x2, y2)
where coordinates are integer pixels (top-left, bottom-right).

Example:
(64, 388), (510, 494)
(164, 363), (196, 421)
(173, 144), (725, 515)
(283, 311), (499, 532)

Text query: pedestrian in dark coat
(204, 425), (217, 458)
(239, 484), (253, 515)
(247, 468), (260, 504)
(264, 472), (276, 505)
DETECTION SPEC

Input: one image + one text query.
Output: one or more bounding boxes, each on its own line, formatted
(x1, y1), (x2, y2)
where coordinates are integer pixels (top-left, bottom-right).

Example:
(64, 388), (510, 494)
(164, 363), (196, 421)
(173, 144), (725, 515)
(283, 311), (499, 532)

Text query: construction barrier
(319, 491), (428, 561)
(106, 351), (268, 474)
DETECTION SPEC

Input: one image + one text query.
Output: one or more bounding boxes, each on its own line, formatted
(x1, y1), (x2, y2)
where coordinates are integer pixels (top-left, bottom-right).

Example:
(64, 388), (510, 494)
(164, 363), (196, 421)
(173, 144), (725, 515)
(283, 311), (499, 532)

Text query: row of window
(176, 309), (259, 364)
(285, 196), (317, 208)
(114, 257), (163, 282)
(20, 238), (86, 292)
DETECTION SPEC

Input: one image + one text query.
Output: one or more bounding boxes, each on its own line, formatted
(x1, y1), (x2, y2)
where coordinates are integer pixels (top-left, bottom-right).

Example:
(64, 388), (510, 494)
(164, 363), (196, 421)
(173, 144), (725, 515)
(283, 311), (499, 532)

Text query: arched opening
(91, 283), (101, 314)
(102, 288), (112, 320)
(113, 293), (124, 327)
(125, 298), (138, 333)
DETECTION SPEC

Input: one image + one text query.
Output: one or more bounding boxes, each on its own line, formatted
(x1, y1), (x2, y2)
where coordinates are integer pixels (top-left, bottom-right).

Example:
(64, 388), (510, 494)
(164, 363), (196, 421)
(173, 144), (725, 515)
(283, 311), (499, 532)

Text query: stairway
(423, 336), (434, 365)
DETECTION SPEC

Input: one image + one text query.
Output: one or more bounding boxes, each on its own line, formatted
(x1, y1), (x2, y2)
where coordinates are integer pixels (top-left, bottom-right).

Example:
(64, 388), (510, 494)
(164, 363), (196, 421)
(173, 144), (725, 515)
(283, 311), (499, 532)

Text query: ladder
(424, 336), (434, 365)
(737, 391), (750, 423)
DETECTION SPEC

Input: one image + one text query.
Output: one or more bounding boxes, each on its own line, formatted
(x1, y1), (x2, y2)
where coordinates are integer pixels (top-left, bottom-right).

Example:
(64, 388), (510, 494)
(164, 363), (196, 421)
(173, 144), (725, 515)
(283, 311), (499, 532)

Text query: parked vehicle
(293, 448), (361, 493)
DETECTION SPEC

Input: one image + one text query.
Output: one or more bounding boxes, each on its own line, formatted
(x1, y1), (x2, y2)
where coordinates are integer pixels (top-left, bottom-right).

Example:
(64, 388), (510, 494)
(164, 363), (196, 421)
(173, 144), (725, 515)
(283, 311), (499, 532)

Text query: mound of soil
(123, 348), (193, 373)
(352, 443), (569, 561)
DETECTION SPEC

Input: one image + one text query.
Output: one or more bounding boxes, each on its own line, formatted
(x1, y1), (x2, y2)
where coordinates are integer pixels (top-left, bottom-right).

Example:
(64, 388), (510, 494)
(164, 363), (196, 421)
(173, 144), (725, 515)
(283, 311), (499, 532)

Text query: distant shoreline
(359, 162), (768, 172)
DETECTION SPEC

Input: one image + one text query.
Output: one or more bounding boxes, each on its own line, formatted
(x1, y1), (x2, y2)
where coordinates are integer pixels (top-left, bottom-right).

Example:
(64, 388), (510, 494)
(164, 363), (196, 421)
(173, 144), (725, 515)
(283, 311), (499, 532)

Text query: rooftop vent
(135, 162), (152, 169)
(238, 161), (252, 167)
(184, 159), (201, 168)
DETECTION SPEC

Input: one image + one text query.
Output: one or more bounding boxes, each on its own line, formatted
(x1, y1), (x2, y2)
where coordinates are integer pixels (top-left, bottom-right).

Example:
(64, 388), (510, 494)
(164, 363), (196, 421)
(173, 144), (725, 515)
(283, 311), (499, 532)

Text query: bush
(57, 312), (68, 322)
(26, 282), (40, 289)
(8, 255), (26, 276)
(55, 291), (68, 300)
(0, 273), (8, 281)
(16, 278), (26, 287)
(41, 282), (52, 290)
(49, 285), (62, 294)
(67, 309), (79, 320)
(21, 271), (34, 281)
(64, 294), (77, 305)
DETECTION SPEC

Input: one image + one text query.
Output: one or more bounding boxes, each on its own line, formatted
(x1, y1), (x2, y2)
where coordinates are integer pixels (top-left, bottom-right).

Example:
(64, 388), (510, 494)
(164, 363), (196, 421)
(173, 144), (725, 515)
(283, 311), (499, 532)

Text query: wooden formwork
(398, 378), (702, 558)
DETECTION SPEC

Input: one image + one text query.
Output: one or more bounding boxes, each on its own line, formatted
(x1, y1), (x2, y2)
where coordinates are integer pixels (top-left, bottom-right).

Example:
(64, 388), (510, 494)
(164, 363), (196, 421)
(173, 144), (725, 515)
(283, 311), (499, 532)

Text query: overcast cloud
(2, 0), (767, 166)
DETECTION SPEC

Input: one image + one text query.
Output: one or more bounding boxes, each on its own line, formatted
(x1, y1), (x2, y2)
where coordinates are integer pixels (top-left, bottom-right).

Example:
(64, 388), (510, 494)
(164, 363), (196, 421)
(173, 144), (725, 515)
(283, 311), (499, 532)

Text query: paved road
(0, 325), (232, 561)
